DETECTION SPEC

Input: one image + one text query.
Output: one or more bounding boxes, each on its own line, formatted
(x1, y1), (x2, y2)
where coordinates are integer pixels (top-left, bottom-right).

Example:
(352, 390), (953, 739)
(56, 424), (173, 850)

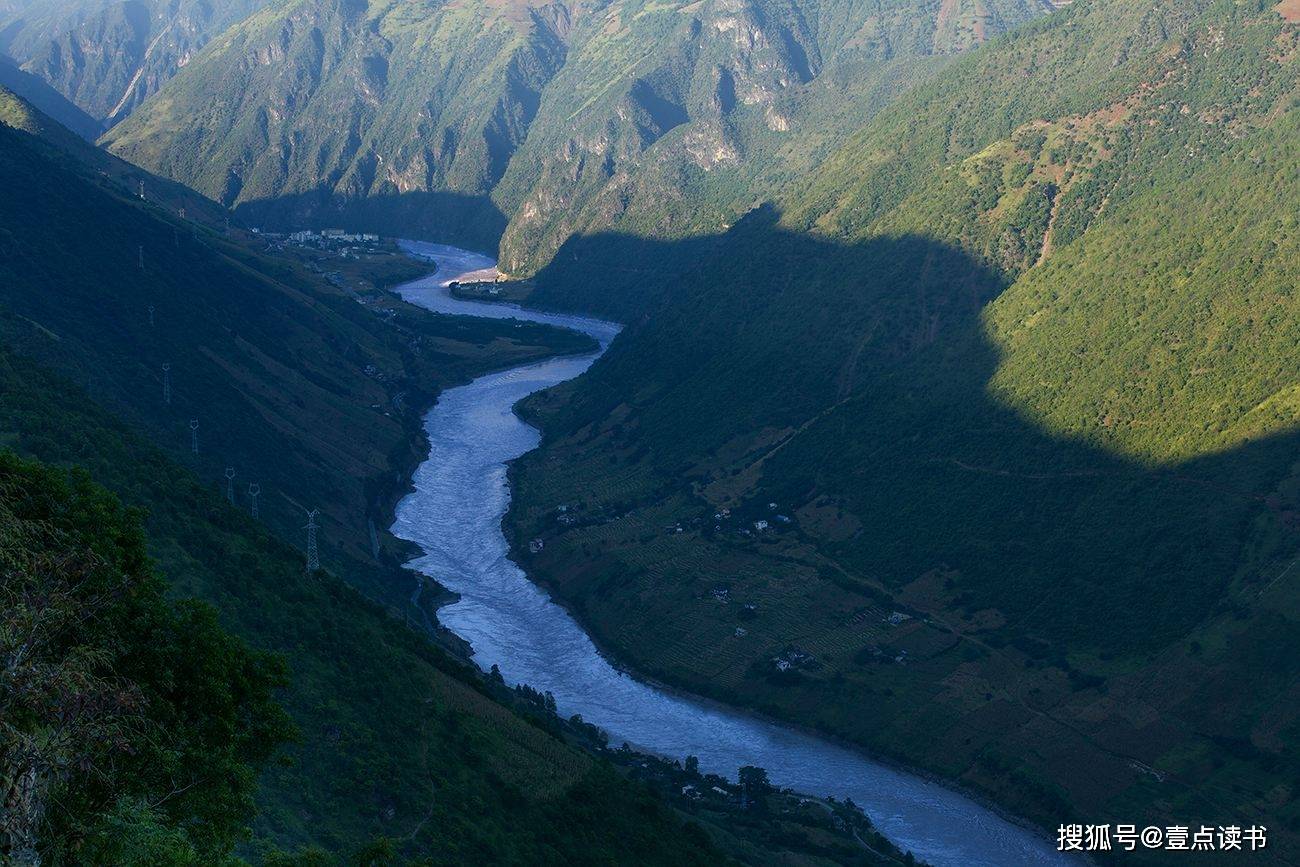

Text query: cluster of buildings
(287, 228), (381, 245)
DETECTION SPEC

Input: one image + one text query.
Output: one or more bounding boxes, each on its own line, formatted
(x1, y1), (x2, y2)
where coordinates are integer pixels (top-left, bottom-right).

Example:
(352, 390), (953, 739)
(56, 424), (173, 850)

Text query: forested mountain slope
(504, 0), (1300, 857)
(0, 0), (271, 124)
(0, 84), (229, 225)
(0, 108), (596, 620)
(0, 353), (725, 864)
(0, 102), (919, 865)
(0, 107), (728, 864)
(102, 0), (1049, 253)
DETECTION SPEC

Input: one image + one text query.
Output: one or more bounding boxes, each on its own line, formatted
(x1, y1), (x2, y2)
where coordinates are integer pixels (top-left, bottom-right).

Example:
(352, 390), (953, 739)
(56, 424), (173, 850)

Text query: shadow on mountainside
(507, 204), (1300, 845)
(233, 188), (507, 254)
(0, 55), (103, 140)
(523, 203), (1300, 666)
(0, 124), (589, 616)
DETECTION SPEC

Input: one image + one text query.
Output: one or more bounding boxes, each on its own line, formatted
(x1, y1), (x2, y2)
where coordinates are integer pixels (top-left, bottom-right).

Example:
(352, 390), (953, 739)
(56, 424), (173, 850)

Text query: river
(390, 241), (1074, 866)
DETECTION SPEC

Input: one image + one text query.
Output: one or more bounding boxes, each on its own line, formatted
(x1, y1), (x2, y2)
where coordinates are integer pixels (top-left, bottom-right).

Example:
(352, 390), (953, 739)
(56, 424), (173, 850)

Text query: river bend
(390, 241), (1073, 866)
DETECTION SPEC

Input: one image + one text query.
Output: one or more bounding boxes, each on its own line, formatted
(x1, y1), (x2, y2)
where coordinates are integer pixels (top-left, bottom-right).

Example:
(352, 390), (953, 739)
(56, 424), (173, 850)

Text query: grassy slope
(0, 84), (229, 226)
(494, 0), (1051, 274)
(505, 0), (1300, 857)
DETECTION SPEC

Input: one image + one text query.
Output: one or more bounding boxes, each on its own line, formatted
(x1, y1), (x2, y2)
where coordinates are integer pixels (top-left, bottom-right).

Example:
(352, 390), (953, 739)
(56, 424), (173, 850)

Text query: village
(257, 226), (384, 253)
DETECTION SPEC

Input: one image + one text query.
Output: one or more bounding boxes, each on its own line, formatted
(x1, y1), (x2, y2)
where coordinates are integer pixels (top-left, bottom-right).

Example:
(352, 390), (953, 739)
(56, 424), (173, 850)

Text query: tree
(737, 766), (772, 812)
(0, 453), (293, 864)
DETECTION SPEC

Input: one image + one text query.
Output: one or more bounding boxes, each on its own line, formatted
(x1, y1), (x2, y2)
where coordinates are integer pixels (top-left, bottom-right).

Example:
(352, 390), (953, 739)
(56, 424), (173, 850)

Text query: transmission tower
(304, 509), (321, 573)
(138, 180), (145, 199)
(138, 245), (144, 271)
(189, 418), (199, 454)
(162, 363), (171, 404)
(224, 467), (236, 504)
(248, 483), (261, 519)
(148, 305), (155, 327)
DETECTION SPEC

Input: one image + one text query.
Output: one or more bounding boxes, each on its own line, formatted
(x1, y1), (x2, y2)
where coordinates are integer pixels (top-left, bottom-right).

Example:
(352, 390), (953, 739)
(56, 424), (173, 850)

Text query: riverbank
(496, 462), (1074, 863)
(388, 241), (1075, 867)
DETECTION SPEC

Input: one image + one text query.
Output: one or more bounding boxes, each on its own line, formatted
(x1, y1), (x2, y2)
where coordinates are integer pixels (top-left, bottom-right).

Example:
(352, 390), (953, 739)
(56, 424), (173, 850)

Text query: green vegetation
(101, 0), (1047, 257)
(0, 96), (916, 865)
(0, 451), (291, 865)
(500, 0), (1300, 859)
(0, 350), (730, 865)
(13, 0), (1300, 860)
(0, 0), (271, 123)
(0, 115), (593, 621)
(0, 107), (719, 863)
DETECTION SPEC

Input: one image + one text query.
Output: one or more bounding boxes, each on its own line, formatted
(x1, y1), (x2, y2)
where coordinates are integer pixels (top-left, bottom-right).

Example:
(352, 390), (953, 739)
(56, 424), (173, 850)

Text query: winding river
(391, 241), (1074, 866)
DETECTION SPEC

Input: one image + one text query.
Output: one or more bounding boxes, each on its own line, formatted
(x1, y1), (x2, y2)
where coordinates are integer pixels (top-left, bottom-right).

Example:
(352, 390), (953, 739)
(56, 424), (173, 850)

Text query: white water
(391, 241), (1075, 866)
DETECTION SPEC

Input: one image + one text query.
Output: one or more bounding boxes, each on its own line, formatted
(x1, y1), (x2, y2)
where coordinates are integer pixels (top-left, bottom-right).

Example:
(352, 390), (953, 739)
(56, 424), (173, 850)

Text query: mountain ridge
(102, 0), (1052, 257)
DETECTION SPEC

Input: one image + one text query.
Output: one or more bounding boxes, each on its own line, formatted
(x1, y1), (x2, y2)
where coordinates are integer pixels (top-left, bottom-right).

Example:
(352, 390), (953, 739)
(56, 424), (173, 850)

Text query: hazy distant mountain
(102, 0), (1050, 252)
(0, 52), (101, 137)
(0, 0), (270, 124)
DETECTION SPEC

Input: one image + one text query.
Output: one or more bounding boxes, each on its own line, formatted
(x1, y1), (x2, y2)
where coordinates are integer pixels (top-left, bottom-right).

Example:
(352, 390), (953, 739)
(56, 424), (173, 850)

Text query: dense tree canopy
(0, 452), (294, 865)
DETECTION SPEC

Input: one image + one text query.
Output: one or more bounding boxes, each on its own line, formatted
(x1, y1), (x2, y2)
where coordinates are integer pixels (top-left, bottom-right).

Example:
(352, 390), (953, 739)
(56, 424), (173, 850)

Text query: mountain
(0, 0), (271, 124)
(0, 91), (607, 631)
(0, 83), (229, 225)
(498, 0), (1300, 855)
(0, 113), (689, 861)
(99, 0), (575, 249)
(0, 52), (101, 137)
(101, 0), (1050, 253)
(492, 0), (1054, 273)
(0, 104), (920, 865)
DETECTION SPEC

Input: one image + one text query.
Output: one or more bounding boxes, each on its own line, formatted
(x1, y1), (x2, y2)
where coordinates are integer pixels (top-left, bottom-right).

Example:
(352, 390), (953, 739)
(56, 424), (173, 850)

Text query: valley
(391, 241), (1070, 865)
(2, 0), (1298, 862)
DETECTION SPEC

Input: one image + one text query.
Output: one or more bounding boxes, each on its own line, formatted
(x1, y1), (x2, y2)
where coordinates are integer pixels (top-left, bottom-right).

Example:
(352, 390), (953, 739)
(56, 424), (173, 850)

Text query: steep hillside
(0, 353), (727, 865)
(504, 0), (1300, 856)
(103, 0), (1048, 254)
(0, 99), (917, 867)
(0, 114), (593, 632)
(494, 0), (1051, 273)
(0, 84), (229, 226)
(0, 52), (101, 137)
(0, 0), (271, 124)
(102, 0), (575, 250)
